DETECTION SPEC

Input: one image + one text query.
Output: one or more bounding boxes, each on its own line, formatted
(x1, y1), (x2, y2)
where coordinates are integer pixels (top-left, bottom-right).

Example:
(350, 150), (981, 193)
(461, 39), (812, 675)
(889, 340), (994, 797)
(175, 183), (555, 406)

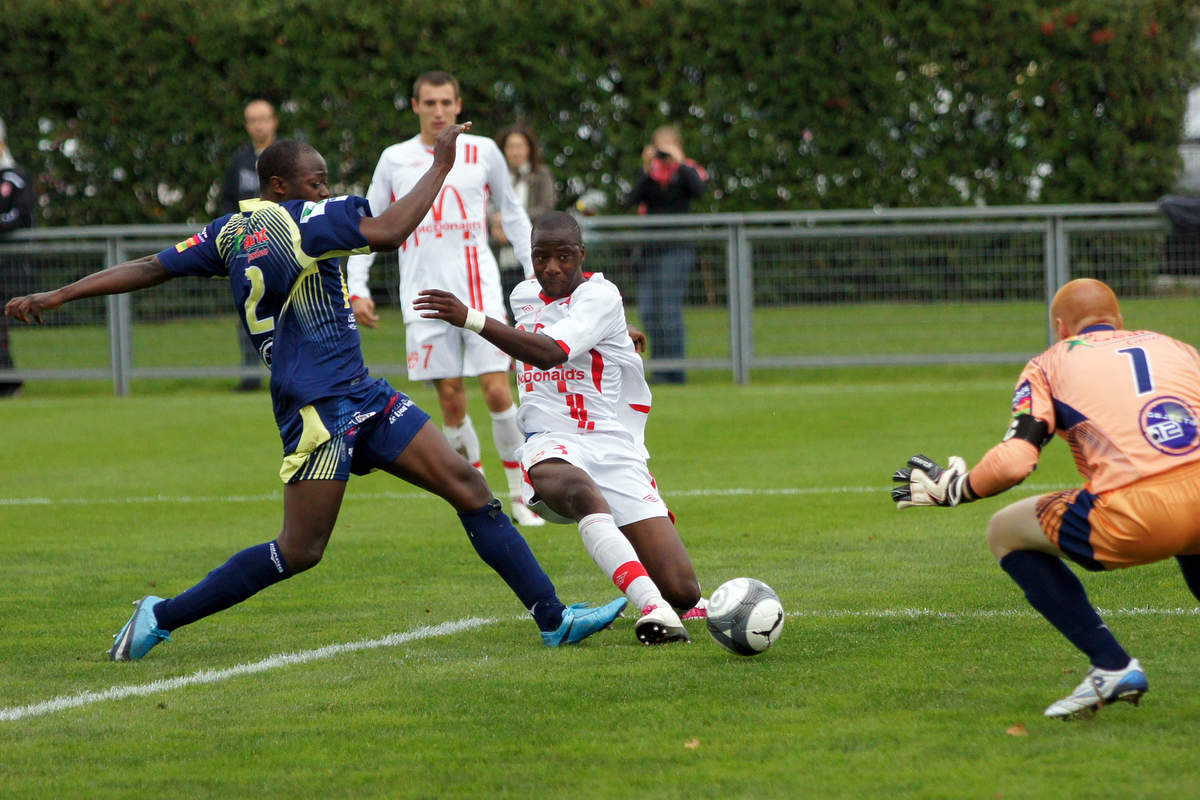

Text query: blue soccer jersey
(158, 196), (373, 432)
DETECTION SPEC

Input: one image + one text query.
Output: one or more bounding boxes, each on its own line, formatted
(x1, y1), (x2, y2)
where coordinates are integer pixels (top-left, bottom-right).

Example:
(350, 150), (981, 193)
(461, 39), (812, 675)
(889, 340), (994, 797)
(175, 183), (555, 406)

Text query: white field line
(5, 606), (1198, 723)
(0, 483), (1076, 507)
(788, 607), (1200, 620)
(0, 617), (495, 723)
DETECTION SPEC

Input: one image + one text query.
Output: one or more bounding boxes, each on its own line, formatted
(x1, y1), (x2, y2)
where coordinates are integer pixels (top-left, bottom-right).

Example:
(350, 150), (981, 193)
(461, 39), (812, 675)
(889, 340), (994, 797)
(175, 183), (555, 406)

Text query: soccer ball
(705, 577), (784, 656)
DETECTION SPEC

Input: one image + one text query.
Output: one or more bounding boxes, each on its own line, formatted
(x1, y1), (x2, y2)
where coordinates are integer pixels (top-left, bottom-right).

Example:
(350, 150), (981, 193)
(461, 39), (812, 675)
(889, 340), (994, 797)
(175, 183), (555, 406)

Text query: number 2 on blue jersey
(1117, 346), (1153, 395)
(243, 265), (275, 334)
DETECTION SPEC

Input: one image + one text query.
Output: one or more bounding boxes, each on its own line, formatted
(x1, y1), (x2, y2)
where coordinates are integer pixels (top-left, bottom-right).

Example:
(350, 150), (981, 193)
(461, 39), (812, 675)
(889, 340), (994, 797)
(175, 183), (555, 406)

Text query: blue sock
(1178, 555), (1200, 603)
(999, 550), (1129, 670)
(153, 541), (293, 632)
(459, 499), (564, 631)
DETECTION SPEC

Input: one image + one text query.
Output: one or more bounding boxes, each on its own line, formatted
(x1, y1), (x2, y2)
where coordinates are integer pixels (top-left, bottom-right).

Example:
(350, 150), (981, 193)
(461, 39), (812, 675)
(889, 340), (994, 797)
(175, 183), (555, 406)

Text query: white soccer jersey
(510, 273), (653, 453)
(346, 133), (532, 325)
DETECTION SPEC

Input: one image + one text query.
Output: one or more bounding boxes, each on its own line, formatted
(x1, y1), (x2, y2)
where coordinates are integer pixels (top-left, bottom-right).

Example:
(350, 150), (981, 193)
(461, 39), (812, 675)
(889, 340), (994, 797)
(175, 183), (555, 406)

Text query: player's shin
(490, 406), (527, 498)
(999, 551), (1130, 670)
(151, 540), (293, 632)
(444, 415), (484, 472)
(458, 498), (564, 630)
(579, 513), (664, 611)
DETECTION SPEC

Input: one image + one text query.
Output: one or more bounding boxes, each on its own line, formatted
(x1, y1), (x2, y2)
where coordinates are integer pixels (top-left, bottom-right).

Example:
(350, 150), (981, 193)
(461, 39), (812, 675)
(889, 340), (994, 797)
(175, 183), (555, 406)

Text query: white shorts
(518, 430), (670, 527)
(405, 320), (513, 381)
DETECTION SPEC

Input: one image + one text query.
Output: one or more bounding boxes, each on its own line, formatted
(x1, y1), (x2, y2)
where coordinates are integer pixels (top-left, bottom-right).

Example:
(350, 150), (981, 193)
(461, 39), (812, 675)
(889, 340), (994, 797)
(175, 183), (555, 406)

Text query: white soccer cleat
(635, 604), (690, 645)
(510, 498), (546, 526)
(1044, 658), (1149, 720)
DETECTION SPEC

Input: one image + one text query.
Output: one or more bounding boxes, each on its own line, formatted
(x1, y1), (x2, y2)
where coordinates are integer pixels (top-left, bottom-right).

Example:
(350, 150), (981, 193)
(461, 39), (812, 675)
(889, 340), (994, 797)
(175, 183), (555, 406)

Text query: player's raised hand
(5, 291), (62, 324)
(413, 288), (469, 327)
(433, 121), (471, 169)
(891, 454), (975, 509)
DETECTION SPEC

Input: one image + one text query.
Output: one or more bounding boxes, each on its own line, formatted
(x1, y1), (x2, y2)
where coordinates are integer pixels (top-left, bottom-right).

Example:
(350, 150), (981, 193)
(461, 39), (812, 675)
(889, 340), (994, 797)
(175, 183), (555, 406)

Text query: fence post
(1042, 215), (1068, 347)
(729, 222), (753, 384)
(1055, 212), (1071, 287)
(106, 237), (133, 396)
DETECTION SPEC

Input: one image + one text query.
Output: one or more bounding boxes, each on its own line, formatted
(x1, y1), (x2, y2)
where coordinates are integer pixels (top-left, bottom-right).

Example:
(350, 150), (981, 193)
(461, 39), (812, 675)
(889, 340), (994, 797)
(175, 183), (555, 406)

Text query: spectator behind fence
(624, 125), (707, 385)
(490, 124), (556, 301)
(221, 98), (278, 391)
(0, 117), (34, 397)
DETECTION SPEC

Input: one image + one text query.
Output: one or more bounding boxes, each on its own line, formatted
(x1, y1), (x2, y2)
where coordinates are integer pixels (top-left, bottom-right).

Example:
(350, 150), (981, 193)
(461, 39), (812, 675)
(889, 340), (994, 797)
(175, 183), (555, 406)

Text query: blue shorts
(278, 377), (431, 484)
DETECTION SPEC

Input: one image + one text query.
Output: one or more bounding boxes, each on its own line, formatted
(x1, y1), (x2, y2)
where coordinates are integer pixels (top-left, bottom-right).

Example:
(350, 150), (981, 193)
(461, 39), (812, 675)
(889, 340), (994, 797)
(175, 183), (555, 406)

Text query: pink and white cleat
(680, 597), (708, 622)
(636, 604), (690, 645)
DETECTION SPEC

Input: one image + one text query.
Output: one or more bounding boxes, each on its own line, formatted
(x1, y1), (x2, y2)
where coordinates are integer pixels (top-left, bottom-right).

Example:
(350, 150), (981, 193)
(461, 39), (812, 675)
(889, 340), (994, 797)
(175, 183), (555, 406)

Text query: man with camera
(625, 125), (707, 385)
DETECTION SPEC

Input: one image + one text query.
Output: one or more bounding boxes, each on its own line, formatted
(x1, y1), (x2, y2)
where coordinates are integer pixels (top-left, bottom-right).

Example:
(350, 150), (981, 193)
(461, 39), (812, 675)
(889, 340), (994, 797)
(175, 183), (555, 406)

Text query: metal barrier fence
(1, 204), (1195, 394)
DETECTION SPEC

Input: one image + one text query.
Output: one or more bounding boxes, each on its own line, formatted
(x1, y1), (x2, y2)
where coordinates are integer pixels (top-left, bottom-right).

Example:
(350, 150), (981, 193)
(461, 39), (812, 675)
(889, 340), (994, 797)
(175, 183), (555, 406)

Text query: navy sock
(999, 550), (1129, 670)
(1177, 555), (1200, 603)
(153, 540), (293, 632)
(459, 499), (564, 631)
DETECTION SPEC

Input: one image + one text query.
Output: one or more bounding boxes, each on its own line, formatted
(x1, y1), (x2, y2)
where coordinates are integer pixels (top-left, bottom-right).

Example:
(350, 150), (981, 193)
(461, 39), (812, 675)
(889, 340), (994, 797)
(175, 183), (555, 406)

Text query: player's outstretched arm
(5, 254), (173, 323)
(413, 288), (567, 369)
(359, 122), (471, 252)
(891, 411), (1049, 509)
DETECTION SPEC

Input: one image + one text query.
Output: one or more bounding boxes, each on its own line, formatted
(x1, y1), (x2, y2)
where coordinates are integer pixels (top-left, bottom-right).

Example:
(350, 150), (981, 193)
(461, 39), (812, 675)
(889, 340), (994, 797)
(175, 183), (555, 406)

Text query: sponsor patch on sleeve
(172, 227), (208, 253)
(1011, 380), (1033, 417)
(300, 199), (328, 221)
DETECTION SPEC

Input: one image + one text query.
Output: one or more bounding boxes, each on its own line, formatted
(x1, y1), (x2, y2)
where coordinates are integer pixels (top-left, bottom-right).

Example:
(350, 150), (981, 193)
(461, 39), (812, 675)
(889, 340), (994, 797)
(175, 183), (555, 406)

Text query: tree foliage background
(1, 0), (1197, 226)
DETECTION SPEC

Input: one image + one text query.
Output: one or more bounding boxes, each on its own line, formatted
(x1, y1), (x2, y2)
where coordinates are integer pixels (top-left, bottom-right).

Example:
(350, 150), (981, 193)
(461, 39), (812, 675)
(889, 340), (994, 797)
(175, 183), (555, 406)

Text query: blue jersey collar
(1079, 323), (1116, 334)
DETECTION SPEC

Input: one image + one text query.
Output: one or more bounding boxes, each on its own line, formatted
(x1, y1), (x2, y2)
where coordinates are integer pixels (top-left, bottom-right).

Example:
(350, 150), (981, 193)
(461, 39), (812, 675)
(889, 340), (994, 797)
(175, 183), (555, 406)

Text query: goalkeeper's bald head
(1050, 278), (1123, 340)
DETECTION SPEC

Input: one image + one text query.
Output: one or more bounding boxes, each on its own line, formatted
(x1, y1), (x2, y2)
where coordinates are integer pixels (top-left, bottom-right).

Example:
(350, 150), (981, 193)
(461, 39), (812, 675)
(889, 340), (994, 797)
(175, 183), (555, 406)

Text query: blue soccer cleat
(1044, 658), (1149, 720)
(542, 598), (628, 647)
(108, 595), (172, 661)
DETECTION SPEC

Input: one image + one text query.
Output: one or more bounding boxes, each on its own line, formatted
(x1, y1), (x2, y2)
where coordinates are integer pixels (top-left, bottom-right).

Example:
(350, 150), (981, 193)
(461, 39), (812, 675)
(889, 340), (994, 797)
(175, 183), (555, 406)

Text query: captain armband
(1002, 415), (1051, 449)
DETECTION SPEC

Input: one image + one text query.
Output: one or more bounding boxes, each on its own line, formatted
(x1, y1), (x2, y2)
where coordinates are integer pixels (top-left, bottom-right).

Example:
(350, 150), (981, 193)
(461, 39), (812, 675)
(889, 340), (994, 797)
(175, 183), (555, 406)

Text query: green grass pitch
(4, 326), (1200, 797)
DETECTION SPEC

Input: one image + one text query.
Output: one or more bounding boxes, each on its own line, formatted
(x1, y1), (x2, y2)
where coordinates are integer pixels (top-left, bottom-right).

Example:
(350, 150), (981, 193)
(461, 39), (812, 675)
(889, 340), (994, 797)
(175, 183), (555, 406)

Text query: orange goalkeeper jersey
(1012, 324), (1200, 493)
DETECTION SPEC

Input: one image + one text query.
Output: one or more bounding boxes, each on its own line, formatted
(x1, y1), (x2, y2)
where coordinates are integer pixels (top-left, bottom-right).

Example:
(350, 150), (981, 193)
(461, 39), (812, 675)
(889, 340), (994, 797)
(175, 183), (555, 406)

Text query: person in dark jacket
(0, 117), (35, 397)
(626, 125), (707, 384)
(221, 99), (278, 391)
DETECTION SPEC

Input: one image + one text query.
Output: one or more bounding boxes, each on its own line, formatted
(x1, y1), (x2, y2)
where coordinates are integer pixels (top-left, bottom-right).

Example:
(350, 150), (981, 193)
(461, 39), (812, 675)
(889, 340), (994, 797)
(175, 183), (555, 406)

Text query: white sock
(578, 513), (664, 611)
(490, 405), (527, 499)
(444, 414), (483, 469)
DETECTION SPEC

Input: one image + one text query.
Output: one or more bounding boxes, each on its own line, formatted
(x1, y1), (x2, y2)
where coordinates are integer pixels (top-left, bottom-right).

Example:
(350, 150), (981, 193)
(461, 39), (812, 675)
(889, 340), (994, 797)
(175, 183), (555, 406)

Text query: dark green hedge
(2, 0), (1196, 226)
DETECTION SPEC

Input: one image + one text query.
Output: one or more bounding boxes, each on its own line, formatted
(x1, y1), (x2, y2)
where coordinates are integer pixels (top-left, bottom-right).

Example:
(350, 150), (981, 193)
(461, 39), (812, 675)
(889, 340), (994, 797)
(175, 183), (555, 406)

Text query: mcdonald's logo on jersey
(430, 186), (468, 227)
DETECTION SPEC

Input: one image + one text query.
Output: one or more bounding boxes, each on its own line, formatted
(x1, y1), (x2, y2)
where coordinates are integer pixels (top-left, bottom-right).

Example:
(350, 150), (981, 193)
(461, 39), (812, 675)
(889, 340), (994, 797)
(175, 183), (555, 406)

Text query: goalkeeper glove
(891, 454), (976, 509)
